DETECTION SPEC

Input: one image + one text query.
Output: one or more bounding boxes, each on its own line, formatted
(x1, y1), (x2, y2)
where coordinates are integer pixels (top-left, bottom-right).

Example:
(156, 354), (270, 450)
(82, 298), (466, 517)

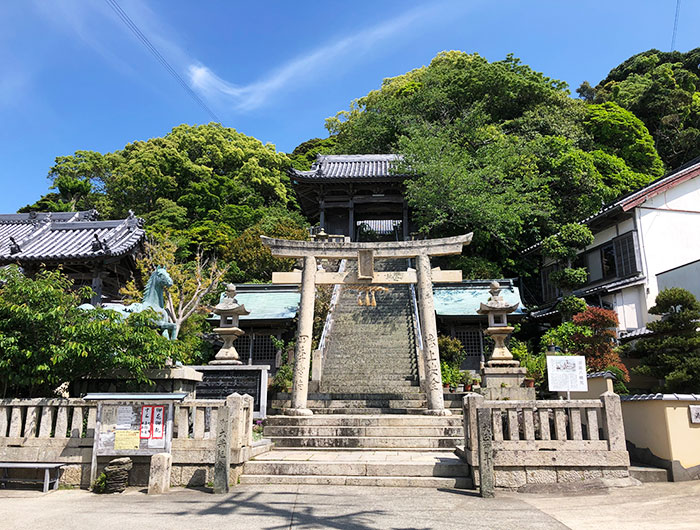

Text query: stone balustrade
(0, 394), (259, 488)
(461, 392), (630, 488)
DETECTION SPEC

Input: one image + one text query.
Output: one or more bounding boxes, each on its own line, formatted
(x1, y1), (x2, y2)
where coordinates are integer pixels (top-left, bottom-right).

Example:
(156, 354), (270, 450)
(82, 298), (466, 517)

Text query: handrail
(409, 282), (426, 386)
(317, 258), (346, 357)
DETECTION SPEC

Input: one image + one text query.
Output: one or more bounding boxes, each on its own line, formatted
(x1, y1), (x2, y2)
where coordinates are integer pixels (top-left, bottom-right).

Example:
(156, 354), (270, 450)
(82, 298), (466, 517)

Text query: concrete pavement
(0, 481), (698, 530)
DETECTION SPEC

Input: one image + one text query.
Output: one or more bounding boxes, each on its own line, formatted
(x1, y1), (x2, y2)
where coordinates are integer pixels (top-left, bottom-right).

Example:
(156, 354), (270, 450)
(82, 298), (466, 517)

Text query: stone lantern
(477, 281), (534, 399)
(210, 284), (250, 365)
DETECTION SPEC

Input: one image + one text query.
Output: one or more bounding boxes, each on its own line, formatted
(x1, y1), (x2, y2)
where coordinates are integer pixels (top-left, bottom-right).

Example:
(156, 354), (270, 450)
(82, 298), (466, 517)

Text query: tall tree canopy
(22, 123), (309, 282)
(320, 51), (662, 277)
(582, 48), (700, 168)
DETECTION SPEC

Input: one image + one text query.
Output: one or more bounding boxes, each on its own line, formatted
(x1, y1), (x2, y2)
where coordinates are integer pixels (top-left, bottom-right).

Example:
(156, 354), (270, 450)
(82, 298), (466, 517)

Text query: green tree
(0, 266), (179, 398)
(588, 48), (700, 168)
(631, 288), (700, 392)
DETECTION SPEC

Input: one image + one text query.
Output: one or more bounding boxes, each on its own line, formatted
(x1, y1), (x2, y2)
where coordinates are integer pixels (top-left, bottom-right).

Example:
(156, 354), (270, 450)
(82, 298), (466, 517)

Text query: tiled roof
(621, 393), (700, 401)
(433, 279), (526, 317)
(291, 154), (408, 181)
(0, 210), (144, 263)
(588, 371), (617, 380)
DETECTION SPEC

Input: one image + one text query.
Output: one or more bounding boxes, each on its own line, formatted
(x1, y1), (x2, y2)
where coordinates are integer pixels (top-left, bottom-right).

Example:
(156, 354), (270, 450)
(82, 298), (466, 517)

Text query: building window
(601, 242), (617, 279)
(541, 264), (561, 302)
(614, 232), (638, 277)
(453, 328), (483, 371)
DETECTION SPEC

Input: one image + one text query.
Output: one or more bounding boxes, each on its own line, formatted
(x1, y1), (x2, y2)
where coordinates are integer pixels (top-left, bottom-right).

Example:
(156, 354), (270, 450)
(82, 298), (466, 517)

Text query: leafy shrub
(438, 335), (467, 367)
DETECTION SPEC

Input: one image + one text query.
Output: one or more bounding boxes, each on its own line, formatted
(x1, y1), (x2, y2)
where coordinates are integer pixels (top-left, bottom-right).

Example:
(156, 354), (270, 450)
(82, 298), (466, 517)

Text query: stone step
(629, 465), (670, 482)
(264, 425), (464, 437)
(274, 391), (424, 400)
(243, 460), (468, 478)
(268, 407), (464, 415)
(239, 474), (472, 488)
(268, 436), (462, 449)
(264, 414), (463, 426)
(270, 399), (430, 409)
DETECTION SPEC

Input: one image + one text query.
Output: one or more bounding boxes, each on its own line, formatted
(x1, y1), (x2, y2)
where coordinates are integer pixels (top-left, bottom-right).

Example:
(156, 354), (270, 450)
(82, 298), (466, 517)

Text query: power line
(671, 0), (681, 51)
(103, 0), (222, 123)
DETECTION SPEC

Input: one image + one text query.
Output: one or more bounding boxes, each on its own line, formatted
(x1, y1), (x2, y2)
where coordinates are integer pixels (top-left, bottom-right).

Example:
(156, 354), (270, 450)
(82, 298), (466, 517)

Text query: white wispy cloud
(188, 4), (444, 111)
(30, 0), (459, 113)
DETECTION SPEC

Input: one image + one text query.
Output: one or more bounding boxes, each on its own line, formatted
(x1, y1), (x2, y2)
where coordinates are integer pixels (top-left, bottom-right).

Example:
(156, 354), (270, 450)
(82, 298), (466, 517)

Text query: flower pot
(524, 378), (535, 388)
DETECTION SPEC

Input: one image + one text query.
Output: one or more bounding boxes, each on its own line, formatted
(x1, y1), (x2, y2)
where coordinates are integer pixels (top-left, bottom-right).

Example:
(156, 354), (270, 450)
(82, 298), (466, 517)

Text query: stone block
(602, 468), (630, 479)
(59, 464), (82, 486)
(495, 468), (526, 488)
(169, 465), (183, 487)
(583, 467), (603, 480)
(556, 468), (586, 483)
(148, 453), (172, 495)
(180, 465), (209, 487)
(525, 467), (557, 484)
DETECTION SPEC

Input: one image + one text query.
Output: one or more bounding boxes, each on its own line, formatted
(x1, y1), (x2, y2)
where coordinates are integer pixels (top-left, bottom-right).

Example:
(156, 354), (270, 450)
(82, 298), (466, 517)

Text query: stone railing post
(227, 393), (245, 449)
(477, 407), (495, 498)
(600, 391), (626, 451)
(416, 252), (449, 415)
(463, 393), (485, 452)
(213, 402), (232, 494)
(288, 255), (316, 416)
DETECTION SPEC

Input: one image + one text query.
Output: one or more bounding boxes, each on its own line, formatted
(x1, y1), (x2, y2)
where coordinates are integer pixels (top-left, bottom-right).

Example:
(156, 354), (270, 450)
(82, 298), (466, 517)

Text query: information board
(547, 355), (588, 393)
(690, 405), (700, 424)
(196, 369), (262, 409)
(94, 402), (172, 456)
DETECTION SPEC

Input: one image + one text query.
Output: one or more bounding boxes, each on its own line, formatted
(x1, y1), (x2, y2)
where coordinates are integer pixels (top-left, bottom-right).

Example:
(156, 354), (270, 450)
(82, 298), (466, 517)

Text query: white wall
(637, 174), (700, 314)
(611, 285), (645, 330)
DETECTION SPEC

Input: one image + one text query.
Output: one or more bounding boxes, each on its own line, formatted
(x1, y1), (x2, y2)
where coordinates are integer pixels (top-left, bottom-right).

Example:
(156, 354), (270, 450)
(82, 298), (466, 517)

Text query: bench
(0, 463), (65, 493)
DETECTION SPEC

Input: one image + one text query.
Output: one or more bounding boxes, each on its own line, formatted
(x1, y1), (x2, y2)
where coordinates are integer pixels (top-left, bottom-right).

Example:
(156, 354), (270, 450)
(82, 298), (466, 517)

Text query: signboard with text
(93, 401), (174, 456)
(547, 355), (588, 393)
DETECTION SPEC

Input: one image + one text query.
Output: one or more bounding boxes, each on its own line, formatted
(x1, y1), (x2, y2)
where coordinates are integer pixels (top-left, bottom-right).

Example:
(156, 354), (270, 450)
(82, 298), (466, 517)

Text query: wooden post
(287, 256), (316, 416)
(416, 253), (449, 415)
(477, 407), (495, 498)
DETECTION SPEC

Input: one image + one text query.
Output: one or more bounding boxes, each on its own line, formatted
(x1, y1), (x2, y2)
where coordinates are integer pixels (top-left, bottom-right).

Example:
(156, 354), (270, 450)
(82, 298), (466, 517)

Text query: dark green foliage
(589, 48), (700, 168)
(558, 296), (587, 321)
(541, 224), (594, 261)
(631, 288), (700, 392)
(289, 137), (338, 170)
(0, 266), (180, 398)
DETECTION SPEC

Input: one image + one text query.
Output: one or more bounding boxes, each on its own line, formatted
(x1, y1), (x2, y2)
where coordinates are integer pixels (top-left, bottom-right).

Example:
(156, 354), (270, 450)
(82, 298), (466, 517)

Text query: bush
(438, 335), (467, 367)
(631, 288), (700, 392)
(0, 266), (180, 398)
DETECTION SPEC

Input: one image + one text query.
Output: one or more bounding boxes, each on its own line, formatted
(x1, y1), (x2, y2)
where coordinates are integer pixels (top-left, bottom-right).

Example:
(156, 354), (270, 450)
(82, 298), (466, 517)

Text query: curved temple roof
(0, 210), (145, 263)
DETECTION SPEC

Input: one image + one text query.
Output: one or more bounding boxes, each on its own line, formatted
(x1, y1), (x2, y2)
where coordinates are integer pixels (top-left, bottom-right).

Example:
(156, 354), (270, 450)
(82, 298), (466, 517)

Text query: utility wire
(103, 0), (222, 123)
(671, 0), (681, 51)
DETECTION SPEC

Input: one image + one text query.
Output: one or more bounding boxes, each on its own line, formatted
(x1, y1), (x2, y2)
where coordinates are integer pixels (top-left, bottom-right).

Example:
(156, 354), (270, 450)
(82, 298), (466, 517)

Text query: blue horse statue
(80, 266), (177, 340)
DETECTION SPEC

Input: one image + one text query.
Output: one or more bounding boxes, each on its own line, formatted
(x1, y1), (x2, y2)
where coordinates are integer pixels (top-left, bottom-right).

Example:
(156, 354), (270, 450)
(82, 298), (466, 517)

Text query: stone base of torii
(261, 233), (473, 416)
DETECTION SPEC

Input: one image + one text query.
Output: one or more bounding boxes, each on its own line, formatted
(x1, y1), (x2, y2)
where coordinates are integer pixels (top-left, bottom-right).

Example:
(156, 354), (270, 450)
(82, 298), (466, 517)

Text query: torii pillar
(262, 233), (473, 416)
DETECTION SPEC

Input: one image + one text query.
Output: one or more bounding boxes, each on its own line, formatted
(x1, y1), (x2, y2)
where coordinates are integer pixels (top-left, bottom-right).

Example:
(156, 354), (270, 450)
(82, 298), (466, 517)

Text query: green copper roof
(433, 281), (525, 317)
(235, 290), (300, 321)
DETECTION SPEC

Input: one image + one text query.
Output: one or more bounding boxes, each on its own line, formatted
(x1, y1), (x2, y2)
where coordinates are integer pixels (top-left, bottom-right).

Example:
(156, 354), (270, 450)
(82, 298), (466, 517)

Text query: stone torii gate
(262, 233), (473, 416)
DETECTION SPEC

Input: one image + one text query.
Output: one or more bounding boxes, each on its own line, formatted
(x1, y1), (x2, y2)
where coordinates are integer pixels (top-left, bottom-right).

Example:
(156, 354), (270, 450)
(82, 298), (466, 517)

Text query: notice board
(94, 401), (174, 457)
(546, 355), (588, 393)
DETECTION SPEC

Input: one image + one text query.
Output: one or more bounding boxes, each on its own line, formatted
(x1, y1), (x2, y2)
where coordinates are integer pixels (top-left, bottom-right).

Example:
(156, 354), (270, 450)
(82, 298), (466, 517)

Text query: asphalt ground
(0, 481), (698, 530)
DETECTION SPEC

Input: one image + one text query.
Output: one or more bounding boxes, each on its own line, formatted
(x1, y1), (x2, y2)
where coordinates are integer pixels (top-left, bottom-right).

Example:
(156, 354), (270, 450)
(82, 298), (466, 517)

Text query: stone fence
(0, 394), (259, 488)
(460, 392), (630, 488)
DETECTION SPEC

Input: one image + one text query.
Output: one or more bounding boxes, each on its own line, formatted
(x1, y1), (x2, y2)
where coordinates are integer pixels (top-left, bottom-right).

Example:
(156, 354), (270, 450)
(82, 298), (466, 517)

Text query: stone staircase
(249, 258), (472, 488)
(240, 415), (471, 488)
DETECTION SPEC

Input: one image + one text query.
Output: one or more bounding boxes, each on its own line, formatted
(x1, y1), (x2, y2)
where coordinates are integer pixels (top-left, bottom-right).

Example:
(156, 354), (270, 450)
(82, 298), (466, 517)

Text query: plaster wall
(664, 404), (700, 468)
(558, 377), (612, 400)
(612, 286), (645, 330)
(636, 174), (700, 314)
(621, 400), (672, 461)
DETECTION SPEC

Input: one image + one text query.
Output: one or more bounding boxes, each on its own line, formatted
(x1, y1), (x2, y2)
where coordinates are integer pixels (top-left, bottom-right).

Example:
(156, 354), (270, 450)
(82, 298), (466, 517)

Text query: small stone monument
(210, 284), (250, 365)
(477, 281), (534, 400)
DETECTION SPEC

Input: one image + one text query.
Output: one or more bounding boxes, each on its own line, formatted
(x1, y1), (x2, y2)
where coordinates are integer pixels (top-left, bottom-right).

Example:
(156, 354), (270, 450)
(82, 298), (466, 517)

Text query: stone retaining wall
(0, 395), (258, 488)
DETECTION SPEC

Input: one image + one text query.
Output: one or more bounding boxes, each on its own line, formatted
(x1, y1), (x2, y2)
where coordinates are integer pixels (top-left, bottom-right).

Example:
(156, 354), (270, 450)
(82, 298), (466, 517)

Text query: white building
(533, 157), (700, 335)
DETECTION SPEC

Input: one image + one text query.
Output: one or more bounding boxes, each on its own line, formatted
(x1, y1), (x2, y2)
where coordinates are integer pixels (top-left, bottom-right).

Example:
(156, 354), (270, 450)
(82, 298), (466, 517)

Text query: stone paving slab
(1, 482), (697, 529)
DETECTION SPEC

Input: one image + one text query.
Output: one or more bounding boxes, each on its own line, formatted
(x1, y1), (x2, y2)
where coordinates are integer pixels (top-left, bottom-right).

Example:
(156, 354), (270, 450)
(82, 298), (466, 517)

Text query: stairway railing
(312, 258), (347, 385)
(409, 282), (426, 387)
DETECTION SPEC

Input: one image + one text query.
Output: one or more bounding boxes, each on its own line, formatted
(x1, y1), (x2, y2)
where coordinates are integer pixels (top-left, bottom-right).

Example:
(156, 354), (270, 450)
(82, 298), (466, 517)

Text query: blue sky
(1, 0), (697, 214)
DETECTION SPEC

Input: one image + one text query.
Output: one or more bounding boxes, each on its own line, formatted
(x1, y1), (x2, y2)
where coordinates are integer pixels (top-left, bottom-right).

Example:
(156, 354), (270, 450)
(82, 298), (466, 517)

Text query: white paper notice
(140, 406), (153, 439)
(116, 406), (135, 430)
(690, 405), (700, 424)
(547, 355), (588, 392)
(152, 406), (164, 439)
(148, 437), (165, 449)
